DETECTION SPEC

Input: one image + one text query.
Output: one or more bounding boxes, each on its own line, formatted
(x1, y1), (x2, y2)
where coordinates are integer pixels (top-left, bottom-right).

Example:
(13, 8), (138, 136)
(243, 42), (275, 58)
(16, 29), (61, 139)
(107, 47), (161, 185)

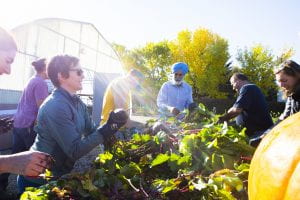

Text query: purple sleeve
(34, 80), (49, 102)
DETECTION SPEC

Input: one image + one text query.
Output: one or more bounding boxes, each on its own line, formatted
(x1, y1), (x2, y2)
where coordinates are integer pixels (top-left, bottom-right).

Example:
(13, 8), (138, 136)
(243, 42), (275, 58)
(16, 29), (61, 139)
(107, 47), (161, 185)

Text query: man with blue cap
(157, 62), (193, 116)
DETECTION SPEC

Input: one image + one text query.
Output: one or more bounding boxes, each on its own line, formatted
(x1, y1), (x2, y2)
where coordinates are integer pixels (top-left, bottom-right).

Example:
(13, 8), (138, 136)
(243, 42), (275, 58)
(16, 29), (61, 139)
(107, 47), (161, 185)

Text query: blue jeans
(12, 126), (36, 153)
(17, 175), (44, 194)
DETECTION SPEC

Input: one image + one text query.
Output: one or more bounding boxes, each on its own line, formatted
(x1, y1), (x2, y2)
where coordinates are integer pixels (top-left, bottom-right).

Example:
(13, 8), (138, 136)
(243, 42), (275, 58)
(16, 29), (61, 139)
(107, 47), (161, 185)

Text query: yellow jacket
(100, 77), (132, 124)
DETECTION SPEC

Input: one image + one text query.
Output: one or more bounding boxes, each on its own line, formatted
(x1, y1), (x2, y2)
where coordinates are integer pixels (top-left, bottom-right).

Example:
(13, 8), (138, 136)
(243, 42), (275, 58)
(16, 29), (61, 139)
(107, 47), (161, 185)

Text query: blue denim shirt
(31, 87), (105, 177)
(157, 81), (193, 112)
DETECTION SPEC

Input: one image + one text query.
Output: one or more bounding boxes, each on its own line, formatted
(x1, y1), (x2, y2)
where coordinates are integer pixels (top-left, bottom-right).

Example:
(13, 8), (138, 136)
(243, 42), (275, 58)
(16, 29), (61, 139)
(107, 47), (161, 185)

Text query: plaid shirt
(279, 87), (300, 120)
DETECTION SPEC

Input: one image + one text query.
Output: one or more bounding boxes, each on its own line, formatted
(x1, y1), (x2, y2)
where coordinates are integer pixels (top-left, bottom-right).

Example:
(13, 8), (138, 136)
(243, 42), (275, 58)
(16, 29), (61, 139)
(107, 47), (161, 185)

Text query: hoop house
(0, 18), (123, 121)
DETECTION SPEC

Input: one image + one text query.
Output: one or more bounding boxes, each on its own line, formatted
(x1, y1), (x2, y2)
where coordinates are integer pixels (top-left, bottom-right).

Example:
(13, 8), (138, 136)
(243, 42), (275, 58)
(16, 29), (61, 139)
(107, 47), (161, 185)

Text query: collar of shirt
(56, 87), (81, 105)
(170, 81), (184, 87)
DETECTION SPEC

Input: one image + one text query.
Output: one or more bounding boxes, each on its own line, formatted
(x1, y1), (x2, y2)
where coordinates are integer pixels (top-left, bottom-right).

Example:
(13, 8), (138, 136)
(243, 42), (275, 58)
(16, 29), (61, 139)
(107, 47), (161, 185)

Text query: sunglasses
(69, 68), (84, 76)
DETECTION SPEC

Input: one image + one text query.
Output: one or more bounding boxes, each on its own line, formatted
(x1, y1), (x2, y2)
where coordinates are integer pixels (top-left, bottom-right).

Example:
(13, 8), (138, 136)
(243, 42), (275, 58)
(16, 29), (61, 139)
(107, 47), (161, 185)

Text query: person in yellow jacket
(101, 69), (144, 125)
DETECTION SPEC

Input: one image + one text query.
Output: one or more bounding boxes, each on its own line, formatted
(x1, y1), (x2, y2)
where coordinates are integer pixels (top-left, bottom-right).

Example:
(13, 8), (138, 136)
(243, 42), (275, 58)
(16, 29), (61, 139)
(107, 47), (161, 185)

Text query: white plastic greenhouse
(0, 18), (124, 150)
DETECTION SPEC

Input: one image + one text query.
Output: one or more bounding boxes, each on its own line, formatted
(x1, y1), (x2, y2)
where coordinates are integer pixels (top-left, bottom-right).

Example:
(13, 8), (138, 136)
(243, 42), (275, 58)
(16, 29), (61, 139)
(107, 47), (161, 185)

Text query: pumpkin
(248, 112), (300, 200)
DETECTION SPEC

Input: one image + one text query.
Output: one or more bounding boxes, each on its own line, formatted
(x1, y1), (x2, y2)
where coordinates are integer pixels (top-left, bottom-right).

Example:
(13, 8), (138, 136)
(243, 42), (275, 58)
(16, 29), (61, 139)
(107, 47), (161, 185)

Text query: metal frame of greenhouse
(0, 18), (124, 150)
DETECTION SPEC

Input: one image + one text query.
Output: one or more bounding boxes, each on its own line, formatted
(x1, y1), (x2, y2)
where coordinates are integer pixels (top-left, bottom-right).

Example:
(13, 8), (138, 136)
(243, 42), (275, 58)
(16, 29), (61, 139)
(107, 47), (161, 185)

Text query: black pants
(248, 129), (269, 147)
(0, 173), (9, 193)
(12, 126), (37, 154)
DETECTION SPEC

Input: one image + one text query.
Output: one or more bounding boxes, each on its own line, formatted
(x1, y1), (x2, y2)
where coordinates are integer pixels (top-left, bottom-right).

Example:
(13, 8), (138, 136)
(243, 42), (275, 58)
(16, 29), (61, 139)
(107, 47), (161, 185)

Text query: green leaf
(141, 134), (151, 142)
(217, 189), (236, 200)
(223, 175), (244, 192)
(120, 162), (141, 178)
(151, 154), (170, 167)
(132, 134), (141, 142)
(98, 152), (113, 164)
(115, 147), (125, 157)
(130, 144), (139, 150)
(212, 153), (224, 170)
(81, 178), (98, 192)
(152, 179), (177, 194)
(169, 153), (180, 162)
(21, 188), (49, 200)
(39, 169), (53, 181)
(235, 163), (250, 172)
(207, 138), (218, 149)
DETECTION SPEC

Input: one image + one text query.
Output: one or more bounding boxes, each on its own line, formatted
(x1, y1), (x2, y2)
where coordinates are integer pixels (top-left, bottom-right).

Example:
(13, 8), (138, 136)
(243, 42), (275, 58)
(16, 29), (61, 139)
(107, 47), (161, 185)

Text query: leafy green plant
(21, 104), (254, 200)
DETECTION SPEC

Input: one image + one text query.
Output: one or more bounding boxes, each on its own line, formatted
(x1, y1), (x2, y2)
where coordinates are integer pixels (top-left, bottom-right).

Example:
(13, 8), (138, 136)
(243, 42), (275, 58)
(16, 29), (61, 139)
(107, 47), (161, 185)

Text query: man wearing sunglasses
(157, 62), (193, 117)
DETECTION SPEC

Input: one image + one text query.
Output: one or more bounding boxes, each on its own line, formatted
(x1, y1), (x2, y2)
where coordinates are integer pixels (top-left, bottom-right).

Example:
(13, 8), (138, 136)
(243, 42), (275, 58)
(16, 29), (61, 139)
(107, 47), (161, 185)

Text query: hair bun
(31, 60), (38, 67)
(32, 58), (46, 72)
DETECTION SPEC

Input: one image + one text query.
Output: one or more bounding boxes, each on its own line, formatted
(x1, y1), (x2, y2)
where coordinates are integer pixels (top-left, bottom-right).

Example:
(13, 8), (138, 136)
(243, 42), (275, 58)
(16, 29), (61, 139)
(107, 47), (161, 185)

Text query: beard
(171, 79), (183, 86)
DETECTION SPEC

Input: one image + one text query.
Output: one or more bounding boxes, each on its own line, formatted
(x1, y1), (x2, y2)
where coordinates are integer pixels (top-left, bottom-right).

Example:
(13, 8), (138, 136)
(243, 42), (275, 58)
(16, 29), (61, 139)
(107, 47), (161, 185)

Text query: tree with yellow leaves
(169, 28), (230, 98)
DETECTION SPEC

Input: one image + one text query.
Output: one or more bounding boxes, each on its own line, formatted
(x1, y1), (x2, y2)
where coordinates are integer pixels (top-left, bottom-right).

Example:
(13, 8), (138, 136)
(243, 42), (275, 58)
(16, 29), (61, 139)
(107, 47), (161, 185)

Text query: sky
(0, 0), (300, 61)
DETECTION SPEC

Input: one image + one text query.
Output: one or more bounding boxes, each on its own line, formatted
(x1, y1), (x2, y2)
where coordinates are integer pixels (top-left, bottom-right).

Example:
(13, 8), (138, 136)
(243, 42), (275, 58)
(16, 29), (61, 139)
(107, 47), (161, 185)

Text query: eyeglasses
(69, 68), (84, 76)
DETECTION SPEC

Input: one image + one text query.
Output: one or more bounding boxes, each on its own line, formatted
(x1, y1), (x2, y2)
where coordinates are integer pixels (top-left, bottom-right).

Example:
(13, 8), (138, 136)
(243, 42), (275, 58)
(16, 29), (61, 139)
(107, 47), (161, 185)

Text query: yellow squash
(248, 112), (300, 200)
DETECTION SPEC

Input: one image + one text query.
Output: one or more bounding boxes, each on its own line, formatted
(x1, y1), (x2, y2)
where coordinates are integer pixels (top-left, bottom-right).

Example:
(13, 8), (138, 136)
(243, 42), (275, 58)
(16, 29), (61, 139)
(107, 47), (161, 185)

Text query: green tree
(169, 28), (230, 98)
(112, 43), (140, 72)
(134, 41), (173, 90)
(113, 42), (173, 112)
(113, 41), (172, 91)
(236, 44), (294, 97)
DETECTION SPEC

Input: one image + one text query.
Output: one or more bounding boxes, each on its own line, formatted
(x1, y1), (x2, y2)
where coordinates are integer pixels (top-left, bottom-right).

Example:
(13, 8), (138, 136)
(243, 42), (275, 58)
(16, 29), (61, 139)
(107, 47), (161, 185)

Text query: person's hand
(188, 103), (197, 112)
(0, 117), (14, 134)
(217, 115), (227, 123)
(151, 122), (171, 135)
(8, 151), (53, 176)
(98, 109), (129, 139)
(107, 109), (129, 130)
(170, 107), (180, 116)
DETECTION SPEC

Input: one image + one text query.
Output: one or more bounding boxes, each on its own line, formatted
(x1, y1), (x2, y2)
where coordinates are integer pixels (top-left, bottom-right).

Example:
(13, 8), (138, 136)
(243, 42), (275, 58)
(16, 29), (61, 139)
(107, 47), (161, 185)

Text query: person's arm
(43, 103), (126, 161)
(218, 107), (243, 122)
(0, 151), (51, 176)
(219, 86), (252, 123)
